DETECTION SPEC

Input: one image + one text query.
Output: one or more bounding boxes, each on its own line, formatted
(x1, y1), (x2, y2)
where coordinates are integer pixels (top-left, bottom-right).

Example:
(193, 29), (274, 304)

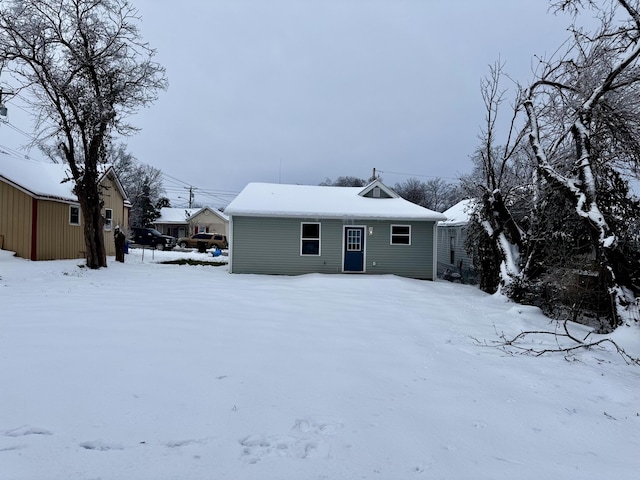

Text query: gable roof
(0, 147), (129, 205)
(156, 206), (229, 224)
(225, 181), (446, 221)
(0, 148), (76, 202)
(156, 207), (201, 223)
(358, 179), (399, 198)
(440, 199), (475, 226)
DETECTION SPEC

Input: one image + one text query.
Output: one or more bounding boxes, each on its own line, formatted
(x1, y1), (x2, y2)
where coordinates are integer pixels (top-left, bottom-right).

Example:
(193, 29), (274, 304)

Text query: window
(346, 229), (362, 251)
(390, 225), (411, 245)
(104, 209), (113, 230)
(69, 205), (80, 226)
(301, 222), (321, 255)
(450, 236), (456, 264)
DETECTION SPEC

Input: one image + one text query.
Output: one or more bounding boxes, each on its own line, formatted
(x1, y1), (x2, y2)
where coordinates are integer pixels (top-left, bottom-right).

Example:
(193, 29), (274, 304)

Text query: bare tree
(462, 60), (533, 293)
(319, 176), (368, 187)
(523, 0), (640, 326)
(424, 178), (462, 212)
(393, 177), (461, 211)
(110, 143), (167, 229)
(393, 178), (427, 206)
(0, 0), (167, 268)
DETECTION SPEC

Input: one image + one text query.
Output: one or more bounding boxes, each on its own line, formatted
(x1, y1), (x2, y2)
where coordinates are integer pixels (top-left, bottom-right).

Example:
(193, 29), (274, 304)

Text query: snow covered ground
(0, 248), (638, 480)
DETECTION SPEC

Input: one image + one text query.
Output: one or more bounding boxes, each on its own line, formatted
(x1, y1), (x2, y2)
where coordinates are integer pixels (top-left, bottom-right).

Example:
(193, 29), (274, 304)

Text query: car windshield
(149, 229), (162, 236)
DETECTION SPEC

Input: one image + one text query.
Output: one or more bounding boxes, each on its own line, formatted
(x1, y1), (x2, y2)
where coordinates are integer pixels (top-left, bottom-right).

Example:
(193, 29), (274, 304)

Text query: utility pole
(185, 186), (196, 208)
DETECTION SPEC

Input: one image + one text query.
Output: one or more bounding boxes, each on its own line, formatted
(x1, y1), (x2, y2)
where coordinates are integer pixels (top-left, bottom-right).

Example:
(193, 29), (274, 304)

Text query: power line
(2, 92), (35, 116)
(0, 92), (239, 207)
(1, 120), (33, 139)
(161, 171), (193, 188)
(0, 143), (38, 159)
(159, 170), (239, 208)
(377, 169), (460, 181)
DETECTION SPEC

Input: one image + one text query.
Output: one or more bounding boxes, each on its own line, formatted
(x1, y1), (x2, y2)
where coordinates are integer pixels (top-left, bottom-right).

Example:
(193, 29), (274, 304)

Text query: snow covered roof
(0, 147), (129, 205)
(156, 207), (200, 223)
(440, 199), (475, 226)
(156, 207), (229, 224)
(225, 180), (446, 221)
(0, 148), (77, 203)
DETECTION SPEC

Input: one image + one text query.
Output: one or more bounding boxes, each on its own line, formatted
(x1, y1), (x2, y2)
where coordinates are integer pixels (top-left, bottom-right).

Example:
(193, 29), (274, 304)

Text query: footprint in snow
(239, 417), (342, 463)
(293, 417), (343, 436)
(0, 445), (27, 453)
(79, 440), (124, 451)
(3, 425), (53, 437)
(166, 439), (202, 448)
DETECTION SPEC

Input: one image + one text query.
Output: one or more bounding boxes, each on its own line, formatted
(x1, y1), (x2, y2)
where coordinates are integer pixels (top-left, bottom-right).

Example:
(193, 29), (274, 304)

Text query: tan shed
(0, 149), (130, 261)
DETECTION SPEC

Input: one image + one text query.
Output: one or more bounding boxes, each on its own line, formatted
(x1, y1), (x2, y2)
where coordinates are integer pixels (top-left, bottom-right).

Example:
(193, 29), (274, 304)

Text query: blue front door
(344, 227), (365, 272)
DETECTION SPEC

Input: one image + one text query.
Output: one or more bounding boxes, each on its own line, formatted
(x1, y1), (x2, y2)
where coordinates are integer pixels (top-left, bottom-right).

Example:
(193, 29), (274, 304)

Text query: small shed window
(390, 224), (411, 245)
(104, 208), (113, 230)
(301, 222), (321, 255)
(69, 205), (80, 226)
(450, 236), (456, 264)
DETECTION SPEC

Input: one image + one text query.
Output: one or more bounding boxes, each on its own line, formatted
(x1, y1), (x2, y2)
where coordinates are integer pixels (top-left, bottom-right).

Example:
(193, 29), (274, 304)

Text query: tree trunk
(480, 189), (524, 290)
(75, 172), (107, 269)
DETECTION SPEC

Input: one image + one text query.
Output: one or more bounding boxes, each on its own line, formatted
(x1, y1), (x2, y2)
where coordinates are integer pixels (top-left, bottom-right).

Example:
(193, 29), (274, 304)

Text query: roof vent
(373, 186), (381, 198)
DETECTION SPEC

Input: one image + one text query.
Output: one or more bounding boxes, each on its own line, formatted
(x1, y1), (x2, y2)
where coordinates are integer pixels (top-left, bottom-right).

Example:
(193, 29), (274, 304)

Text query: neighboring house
(225, 180), (446, 279)
(437, 199), (476, 283)
(0, 149), (130, 261)
(153, 206), (229, 238)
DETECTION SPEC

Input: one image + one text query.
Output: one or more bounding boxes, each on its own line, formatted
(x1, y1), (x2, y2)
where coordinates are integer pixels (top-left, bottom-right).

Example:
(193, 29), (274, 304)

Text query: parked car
(177, 232), (228, 250)
(130, 227), (176, 250)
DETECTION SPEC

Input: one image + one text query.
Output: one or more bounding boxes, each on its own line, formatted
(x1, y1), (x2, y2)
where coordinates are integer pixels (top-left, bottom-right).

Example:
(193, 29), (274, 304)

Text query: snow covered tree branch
(466, 0), (640, 331)
(522, 0), (640, 327)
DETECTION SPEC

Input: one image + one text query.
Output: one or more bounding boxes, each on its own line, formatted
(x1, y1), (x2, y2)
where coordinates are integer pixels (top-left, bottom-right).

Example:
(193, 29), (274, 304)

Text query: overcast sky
(1, 0), (576, 208)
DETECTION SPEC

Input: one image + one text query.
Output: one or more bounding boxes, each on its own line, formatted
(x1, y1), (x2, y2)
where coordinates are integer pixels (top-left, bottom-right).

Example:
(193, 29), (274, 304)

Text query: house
(437, 199), (475, 283)
(0, 149), (129, 261)
(153, 206), (229, 238)
(224, 180), (446, 279)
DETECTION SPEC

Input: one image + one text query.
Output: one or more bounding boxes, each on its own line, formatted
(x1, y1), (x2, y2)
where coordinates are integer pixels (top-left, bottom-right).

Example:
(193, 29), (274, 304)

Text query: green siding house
(437, 199), (476, 283)
(225, 180), (446, 279)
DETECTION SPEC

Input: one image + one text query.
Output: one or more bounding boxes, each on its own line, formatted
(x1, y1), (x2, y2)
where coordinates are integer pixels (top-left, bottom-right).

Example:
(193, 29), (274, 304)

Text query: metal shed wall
(36, 200), (85, 260)
(0, 180), (32, 258)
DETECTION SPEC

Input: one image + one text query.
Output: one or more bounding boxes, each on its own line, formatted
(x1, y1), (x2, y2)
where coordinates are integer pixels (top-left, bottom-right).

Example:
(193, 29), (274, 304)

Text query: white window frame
(104, 208), (113, 230)
(390, 224), (411, 245)
(300, 222), (321, 256)
(346, 228), (363, 251)
(69, 205), (81, 226)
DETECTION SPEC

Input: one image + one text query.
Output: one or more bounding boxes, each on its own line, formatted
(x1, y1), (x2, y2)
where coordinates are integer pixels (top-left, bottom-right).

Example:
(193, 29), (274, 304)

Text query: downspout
(227, 215), (233, 273)
(432, 221), (438, 281)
